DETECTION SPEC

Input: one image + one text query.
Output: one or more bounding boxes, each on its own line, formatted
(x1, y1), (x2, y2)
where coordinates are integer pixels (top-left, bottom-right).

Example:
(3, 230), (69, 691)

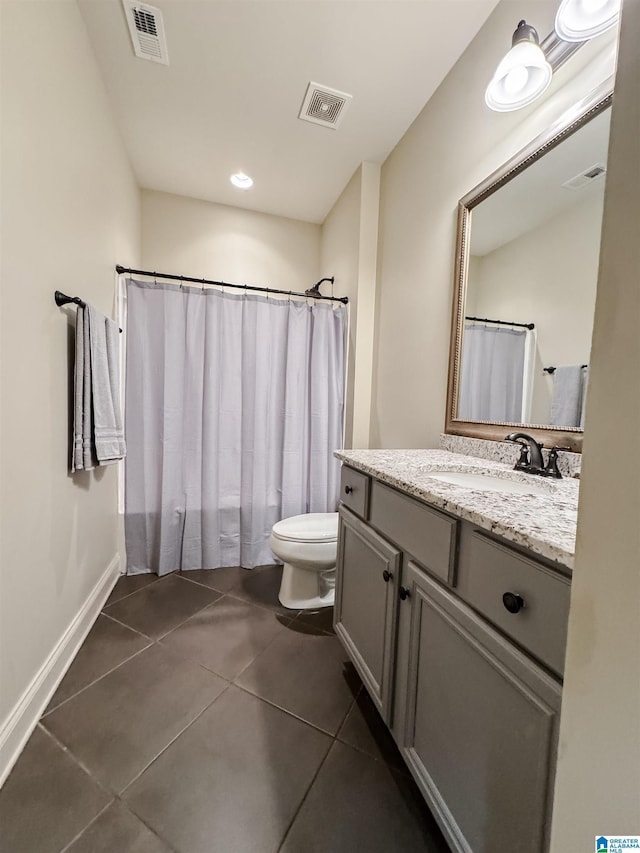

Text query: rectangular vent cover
(562, 163), (606, 190)
(298, 82), (352, 130)
(123, 0), (169, 65)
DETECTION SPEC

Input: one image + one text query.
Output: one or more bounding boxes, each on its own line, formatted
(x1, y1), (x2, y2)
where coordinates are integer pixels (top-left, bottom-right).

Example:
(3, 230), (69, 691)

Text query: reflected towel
(549, 365), (586, 428)
(580, 367), (589, 428)
(72, 305), (125, 471)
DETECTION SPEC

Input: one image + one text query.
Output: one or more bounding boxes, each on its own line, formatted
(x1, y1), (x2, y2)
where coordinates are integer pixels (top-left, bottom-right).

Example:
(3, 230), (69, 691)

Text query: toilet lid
(272, 512), (338, 543)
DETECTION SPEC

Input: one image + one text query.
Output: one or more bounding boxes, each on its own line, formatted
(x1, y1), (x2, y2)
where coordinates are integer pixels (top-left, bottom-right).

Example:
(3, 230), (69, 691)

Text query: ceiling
(78, 0), (499, 224)
(471, 105), (611, 256)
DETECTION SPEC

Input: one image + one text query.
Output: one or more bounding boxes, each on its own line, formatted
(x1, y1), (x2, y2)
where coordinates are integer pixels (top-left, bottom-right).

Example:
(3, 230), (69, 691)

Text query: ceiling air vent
(298, 82), (352, 130)
(123, 0), (169, 65)
(562, 163), (607, 190)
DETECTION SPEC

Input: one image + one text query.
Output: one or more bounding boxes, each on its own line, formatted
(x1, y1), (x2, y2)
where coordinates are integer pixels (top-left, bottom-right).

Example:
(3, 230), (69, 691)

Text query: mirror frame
(445, 79), (614, 453)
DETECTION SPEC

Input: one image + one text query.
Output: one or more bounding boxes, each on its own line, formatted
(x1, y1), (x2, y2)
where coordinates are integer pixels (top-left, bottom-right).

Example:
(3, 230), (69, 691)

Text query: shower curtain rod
(116, 265), (349, 304)
(465, 315), (535, 330)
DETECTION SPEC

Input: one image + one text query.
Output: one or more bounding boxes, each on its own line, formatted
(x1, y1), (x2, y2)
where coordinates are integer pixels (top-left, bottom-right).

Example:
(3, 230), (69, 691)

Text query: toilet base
(278, 562), (335, 610)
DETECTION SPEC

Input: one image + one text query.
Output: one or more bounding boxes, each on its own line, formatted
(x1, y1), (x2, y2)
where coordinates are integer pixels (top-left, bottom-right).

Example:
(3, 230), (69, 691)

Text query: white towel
(549, 365), (586, 428)
(72, 304), (126, 471)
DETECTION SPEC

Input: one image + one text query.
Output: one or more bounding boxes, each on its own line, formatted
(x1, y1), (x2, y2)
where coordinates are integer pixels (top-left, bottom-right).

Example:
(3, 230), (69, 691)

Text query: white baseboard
(0, 553), (122, 787)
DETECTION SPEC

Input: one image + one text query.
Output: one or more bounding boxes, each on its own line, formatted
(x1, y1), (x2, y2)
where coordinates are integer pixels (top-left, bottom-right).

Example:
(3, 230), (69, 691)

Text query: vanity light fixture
(555, 0), (621, 42)
(230, 172), (253, 189)
(485, 20), (552, 113)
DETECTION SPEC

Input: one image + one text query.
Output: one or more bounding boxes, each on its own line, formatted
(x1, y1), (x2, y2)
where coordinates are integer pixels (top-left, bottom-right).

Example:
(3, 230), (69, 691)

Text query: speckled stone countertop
(335, 449), (579, 570)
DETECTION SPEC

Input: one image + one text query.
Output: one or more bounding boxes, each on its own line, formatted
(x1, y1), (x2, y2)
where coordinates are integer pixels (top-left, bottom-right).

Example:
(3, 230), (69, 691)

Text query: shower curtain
(124, 279), (346, 575)
(458, 324), (527, 422)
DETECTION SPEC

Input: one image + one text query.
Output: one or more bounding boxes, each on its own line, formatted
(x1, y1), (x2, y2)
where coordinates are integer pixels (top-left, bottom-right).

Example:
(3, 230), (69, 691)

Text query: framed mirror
(446, 80), (613, 452)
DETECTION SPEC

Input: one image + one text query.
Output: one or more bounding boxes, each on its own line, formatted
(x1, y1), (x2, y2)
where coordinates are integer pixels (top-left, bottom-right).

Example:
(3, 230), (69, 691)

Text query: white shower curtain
(124, 279), (346, 575)
(458, 324), (527, 422)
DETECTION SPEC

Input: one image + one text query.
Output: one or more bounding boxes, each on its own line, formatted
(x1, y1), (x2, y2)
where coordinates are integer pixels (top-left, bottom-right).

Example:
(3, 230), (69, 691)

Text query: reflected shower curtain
(124, 279), (346, 575)
(458, 324), (527, 422)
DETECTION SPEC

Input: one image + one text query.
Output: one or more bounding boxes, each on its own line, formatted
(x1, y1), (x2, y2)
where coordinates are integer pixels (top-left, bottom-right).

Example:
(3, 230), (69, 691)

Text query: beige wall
(471, 192), (604, 424)
(371, 0), (617, 448)
(321, 162), (380, 449)
(550, 0), (640, 844)
(141, 189), (321, 292)
(0, 0), (140, 771)
(321, 168), (362, 448)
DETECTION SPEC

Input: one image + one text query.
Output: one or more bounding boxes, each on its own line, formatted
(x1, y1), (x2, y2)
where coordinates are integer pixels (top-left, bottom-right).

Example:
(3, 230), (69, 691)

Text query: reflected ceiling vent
(562, 163), (607, 190)
(298, 82), (352, 130)
(123, 0), (169, 65)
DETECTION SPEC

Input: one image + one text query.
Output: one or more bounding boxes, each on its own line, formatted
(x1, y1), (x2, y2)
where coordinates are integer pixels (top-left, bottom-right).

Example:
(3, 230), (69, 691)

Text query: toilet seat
(271, 512), (338, 544)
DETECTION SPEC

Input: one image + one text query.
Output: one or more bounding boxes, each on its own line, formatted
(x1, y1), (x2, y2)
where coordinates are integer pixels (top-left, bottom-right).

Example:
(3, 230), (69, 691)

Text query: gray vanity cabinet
(400, 561), (561, 853)
(334, 505), (401, 722)
(335, 464), (569, 853)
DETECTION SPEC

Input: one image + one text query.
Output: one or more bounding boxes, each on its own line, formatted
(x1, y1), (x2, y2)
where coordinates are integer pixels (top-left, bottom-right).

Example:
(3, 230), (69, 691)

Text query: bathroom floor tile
(104, 572), (161, 607)
(161, 594), (290, 680)
(280, 740), (449, 853)
(337, 687), (409, 774)
(43, 644), (226, 792)
(65, 799), (173, 853)
(104, 574), (221, 639)
(0, 726), (111, 853)
(180, 565), (254, 592)
(294, 605), (335, 634)
(124, 685), (331, 853)
(236, 621), (358, 734)
(44, 614), (150, 713)
(228, 563), (297, 616)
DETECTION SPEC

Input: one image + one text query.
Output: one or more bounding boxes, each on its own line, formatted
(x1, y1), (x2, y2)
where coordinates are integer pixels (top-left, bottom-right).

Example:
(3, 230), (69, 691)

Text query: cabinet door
(401, 561), (561, 853)
(335, 506), (401, 723)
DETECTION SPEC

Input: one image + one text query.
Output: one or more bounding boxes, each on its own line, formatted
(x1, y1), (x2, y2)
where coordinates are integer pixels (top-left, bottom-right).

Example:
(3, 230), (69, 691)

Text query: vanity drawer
(369, 481), (457, 585)
(456, 529), (571, 676)
(340, 465), (370, 519)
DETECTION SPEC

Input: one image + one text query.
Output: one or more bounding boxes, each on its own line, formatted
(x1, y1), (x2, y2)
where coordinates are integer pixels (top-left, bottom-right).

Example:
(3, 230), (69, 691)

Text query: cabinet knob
(502, 592), (525, 614)
(344, 485), (353, 494)
(382, 569), (393, 583)
(399, 586), (411, 601)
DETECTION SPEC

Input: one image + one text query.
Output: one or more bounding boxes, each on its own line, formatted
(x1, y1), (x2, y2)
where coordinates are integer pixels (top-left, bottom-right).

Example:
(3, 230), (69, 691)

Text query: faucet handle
(540, 446), (569, 479)
(513, 444), (530, 471)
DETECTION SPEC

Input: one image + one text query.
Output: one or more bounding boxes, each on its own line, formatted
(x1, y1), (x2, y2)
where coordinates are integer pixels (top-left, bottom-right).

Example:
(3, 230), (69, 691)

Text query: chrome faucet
(505, 432), (544, 474)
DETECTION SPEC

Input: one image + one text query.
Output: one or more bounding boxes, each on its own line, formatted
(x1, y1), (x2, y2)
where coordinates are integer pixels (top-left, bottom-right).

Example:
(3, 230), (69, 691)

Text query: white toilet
(269, 512), (339, 610)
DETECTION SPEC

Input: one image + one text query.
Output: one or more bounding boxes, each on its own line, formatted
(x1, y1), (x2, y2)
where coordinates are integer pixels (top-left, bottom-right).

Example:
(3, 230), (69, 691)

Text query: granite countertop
(335, 449), (579, 570)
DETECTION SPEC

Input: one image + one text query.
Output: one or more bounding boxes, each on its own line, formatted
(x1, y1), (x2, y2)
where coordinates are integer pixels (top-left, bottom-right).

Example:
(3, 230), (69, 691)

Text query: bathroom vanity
(333, 449), (578, 853)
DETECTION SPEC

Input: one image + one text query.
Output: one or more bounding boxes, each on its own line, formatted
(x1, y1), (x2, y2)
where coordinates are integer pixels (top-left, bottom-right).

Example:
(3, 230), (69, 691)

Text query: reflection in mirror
(456, 105), (610, 432)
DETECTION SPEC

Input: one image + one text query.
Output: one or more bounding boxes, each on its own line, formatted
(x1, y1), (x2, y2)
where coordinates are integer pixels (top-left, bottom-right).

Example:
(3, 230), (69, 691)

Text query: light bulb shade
(485, 41), (552, 112)
(555, 0), (621, 41)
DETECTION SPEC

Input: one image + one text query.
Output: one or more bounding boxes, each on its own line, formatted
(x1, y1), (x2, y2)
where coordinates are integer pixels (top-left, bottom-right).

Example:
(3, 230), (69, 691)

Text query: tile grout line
(103, 573), (166, 608)
(118, 680), (233, 797)
(232, 681), (355, 742)
(41, 643), (152, 718)
(57, 798), (115, 853)
(36, 724), (115, 802)
(276, 732), (338, 852)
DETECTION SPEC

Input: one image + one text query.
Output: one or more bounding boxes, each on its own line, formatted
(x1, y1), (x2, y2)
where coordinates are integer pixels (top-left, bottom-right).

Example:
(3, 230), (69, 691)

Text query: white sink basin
(427, 471), (549, 496)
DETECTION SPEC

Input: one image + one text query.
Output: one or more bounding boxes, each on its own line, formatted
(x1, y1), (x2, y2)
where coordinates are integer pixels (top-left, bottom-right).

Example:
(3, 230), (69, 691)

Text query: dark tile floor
(0, 565), (450, 853)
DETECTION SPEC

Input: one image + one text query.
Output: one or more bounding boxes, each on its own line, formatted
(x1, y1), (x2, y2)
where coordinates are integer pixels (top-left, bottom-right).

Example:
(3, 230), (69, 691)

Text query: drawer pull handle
(344, 485), (354, 494)
(399, 586), (411, 601)
(382, 569), (393, 583)
(502, 592), (525, 614)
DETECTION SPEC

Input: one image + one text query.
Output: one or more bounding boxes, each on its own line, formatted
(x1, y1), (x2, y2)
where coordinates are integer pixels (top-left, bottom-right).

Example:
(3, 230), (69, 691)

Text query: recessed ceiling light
(230, 172), (253, 189)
